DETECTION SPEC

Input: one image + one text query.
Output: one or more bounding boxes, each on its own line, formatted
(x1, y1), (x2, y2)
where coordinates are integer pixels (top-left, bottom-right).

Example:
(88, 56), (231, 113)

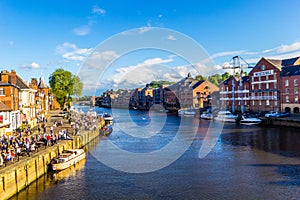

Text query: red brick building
(281, 65), (300, 113)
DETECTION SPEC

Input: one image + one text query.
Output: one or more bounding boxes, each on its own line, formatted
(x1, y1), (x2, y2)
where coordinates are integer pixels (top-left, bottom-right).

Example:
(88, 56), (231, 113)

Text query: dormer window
(261, 65), (266, 70)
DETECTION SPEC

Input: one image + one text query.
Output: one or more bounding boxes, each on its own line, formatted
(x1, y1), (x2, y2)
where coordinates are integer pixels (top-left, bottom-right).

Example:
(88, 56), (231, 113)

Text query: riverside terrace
(0, 110), (100, 168)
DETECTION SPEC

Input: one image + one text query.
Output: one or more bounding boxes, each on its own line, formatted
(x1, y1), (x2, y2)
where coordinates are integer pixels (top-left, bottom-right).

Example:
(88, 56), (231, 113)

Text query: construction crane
(222, 56), (253, 113)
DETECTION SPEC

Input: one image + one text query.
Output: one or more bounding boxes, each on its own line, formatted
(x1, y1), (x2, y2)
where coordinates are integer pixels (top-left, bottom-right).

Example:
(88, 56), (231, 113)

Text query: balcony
(220, 90), (249, 94)
(251, 80), (277, 84)
(249, 96), (278, 100)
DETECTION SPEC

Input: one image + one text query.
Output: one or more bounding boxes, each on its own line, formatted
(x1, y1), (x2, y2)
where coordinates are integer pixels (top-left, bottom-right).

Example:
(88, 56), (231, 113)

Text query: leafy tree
(149, 81), (175, 88)
(221, 72), (231, 81)
(195, 75), (207, 81)
(49, 69), (83, 109)
(208, 74), (222, 86)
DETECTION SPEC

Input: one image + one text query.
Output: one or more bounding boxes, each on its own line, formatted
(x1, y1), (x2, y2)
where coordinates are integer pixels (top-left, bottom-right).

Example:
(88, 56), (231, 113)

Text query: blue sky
(1, 0), (300, 95)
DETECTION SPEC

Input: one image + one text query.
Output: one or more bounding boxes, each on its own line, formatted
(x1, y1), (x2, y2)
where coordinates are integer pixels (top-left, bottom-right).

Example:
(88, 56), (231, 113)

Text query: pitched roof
(265, 58), (282, 69)
(281, 65), (300, 77)
(0, 101), (11, 111)
(38, 76), (49, 89)
(16, 75), (30, 89)
(282, 57), (300, 67)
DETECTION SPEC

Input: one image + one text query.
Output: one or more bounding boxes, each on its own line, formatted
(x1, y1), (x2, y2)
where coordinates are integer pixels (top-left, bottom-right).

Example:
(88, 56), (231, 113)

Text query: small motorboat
(214, 111), (238, 123)
(200, 112), (213, 120)
(102, 113), (113, 121)
(239, 115), (262, 125)
(51, 149), (86, 171)
(178, 109), (197, 116)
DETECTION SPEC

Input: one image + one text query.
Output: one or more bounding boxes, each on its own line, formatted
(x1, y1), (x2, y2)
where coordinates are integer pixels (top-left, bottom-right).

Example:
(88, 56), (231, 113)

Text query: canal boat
(51, 149), (86, 171)
(214, 111), (238, 122)
(239, 115), (262, 125)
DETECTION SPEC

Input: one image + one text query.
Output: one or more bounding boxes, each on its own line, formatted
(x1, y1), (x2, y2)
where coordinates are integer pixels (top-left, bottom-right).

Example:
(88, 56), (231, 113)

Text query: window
(252, 100), (255, 106)
(286, 96), (289, 103)
(259, 100), (262, 106)
(0, 88), (4, 95)
(286, 88), (289, 94)
(226, 87), (228, 91)
(266, 75), (269, 81)
(285, 80), (289, 86)
(266, 83), (269, 89)
(295, 88), (298, 94)
(261, 65), (266, 70)
(258, 83), (261, 89)
(252, 77), (254, 82)
(274, 101), (278, 106)
(252, 85), (254, 90)
(295, 96), (299, 103)
(266, 100), (270, 106)
(294, 79), (298, 86)
(274, 83), (277, 89)
(244, 85), (247, 90)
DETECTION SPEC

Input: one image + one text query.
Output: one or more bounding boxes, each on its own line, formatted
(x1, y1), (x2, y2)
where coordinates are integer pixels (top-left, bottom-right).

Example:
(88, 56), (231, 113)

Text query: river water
(10, 106), (300, 200)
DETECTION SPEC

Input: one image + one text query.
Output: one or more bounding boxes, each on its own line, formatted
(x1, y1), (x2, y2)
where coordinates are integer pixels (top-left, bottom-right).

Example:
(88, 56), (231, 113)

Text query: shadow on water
(249, 164), (300, 186)
(218, 123), (300, 158)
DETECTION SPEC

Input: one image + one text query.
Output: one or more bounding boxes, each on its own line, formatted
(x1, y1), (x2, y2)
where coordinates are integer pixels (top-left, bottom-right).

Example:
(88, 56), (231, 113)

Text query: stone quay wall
(0, 126), (103, 200)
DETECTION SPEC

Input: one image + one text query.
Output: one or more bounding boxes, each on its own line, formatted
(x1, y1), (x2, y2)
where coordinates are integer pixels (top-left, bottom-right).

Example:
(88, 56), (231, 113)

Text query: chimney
(11, 69), (17, 85)
(1, 70), (9, 83)
(31, 78), (37, 86)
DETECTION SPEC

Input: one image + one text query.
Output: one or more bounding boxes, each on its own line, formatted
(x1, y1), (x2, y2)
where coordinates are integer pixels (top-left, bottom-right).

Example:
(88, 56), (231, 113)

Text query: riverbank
(0, 110), (105, 200)
(261, 115), (300, 127)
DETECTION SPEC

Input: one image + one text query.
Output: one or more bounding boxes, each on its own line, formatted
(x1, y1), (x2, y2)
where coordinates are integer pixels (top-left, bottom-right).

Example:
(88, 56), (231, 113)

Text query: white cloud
(210, 50), (247, 59)
(138, 26), (153, 34)
(56, 42), (93, 62)
(102, 56), (175, 89)
(277, 42), (300, 53)
(92, 6), (106, 15)
(21, 62), (40, 69)
(72, 25), (91, 36)
(167, 35), (177, 41)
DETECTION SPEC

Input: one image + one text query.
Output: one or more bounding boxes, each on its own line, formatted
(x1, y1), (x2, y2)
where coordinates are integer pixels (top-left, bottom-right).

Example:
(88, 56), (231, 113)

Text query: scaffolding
(223, 56), (253, 113)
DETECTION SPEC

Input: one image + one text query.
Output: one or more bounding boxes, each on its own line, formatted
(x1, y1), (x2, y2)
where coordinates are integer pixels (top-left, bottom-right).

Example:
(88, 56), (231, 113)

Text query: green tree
(208, 74), (222, 86)
(195, 75), (207, 81)
(49, 69), (83, 109)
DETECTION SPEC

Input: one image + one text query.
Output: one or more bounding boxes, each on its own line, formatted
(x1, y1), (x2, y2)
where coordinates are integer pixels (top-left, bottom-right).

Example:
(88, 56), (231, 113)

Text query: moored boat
(200, 112), (213, 120)
(214, 111), (237, 122)
(51, 149), (86, 171)
(178, 108), (197, 116)
(101, 124), (113, 136)
(239, 115), (262, 125)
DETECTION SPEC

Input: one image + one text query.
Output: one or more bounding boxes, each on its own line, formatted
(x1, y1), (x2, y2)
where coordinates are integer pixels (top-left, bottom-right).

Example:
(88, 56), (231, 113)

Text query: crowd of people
(0, 109), (101, 167)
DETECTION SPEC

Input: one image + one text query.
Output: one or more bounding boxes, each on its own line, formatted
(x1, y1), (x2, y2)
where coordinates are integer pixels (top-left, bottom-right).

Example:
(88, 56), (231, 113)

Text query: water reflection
(220, 124), (300, 157)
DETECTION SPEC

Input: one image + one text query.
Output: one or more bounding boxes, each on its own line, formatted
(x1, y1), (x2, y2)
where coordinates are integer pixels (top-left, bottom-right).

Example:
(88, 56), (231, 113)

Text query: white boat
(51, 149), (86, 171)
(214, 111), (238, 122)
(239, 115), (262, 125)
(178, 109), (197, 116)
(200, 112), (213, 120)
(102, 113), (113, 121)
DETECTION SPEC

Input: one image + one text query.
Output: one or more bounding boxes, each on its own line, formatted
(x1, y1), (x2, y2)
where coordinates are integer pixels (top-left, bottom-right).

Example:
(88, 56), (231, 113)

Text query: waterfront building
(220, 56), (300, 113)
(0, 101), (12, 136)
(219, 75), (250, 112)
(0, 70), (21, 133)
(165, 73), (219, 111)
(137, 85), (154, 110)
(280, 65), (300, 113)
(111, 89), (134, 108)
(29, 77), (51, 120)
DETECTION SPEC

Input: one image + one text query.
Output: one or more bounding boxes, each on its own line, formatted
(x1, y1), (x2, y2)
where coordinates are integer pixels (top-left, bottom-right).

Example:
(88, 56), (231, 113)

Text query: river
(10, 106), (300, 199)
